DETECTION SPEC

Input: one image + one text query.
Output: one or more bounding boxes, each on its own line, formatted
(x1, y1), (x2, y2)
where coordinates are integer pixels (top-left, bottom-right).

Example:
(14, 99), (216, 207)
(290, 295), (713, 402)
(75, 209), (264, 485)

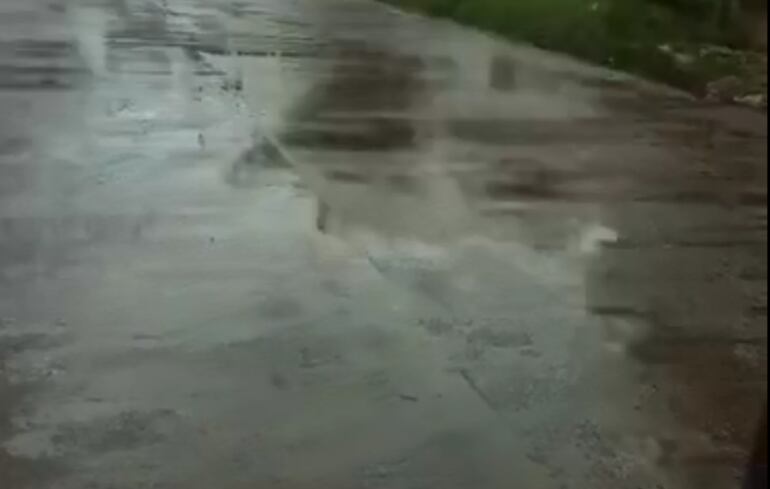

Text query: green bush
(382, 0), (755, 91)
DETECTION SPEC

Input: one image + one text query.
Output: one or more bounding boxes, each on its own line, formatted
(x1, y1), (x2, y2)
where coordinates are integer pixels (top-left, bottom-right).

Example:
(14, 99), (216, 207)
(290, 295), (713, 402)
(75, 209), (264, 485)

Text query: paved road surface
(1, 1), (766, 488)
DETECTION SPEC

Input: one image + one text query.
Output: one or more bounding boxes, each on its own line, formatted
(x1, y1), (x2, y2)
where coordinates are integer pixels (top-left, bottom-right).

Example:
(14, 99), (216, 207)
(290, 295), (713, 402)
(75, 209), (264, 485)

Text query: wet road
(0, 1), (767, 488)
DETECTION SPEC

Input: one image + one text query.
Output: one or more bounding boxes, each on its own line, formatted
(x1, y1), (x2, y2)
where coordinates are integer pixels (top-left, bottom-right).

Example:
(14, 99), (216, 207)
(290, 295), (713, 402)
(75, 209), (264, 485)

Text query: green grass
(381, 0), (759, 94)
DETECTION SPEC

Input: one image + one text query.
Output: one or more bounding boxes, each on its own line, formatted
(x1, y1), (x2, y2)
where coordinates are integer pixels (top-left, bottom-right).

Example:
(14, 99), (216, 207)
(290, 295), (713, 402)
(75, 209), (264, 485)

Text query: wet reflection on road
(0, 1), (766, 489)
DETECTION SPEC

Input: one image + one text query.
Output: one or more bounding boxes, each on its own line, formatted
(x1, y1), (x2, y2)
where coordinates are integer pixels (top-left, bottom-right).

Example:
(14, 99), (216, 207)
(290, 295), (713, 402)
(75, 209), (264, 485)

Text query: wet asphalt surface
(0, 1), (767, 488)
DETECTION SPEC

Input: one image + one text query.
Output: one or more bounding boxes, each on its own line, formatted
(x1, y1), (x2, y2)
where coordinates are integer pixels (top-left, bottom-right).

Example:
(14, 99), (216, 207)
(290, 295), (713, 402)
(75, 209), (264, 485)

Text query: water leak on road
(0, 1), (766, 488)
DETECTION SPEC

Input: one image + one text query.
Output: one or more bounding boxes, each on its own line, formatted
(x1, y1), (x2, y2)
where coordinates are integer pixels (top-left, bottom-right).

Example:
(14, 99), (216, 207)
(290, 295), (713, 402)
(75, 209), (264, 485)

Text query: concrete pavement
(1, 1), (766, 488)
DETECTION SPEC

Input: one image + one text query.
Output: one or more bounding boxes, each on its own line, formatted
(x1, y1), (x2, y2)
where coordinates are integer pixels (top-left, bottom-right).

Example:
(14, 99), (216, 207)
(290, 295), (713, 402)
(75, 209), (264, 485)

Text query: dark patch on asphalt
(419, 317), (458, 337)
(50, 409), (178, 454)
(387, 173), (420, 194)
(0, 449), (62, 489)
(467, 327), (534, 349)
(0, 136), (29, 156)
(280, 119), (418, 152)
(269, 372), (290, 390)
(0, 332), (59, 360)
(1, 329), (66, 488)
(0, 40), (75, 59)
(398, 394), (419, 403)
(259, 297), (303, 321)
(489, 55), (517, 92)
(326, 169), (369, 184)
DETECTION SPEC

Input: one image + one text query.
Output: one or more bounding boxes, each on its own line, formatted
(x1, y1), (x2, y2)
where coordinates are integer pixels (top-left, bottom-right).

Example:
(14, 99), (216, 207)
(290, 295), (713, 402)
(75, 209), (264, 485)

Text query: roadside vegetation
(382, 0), (767, 106)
